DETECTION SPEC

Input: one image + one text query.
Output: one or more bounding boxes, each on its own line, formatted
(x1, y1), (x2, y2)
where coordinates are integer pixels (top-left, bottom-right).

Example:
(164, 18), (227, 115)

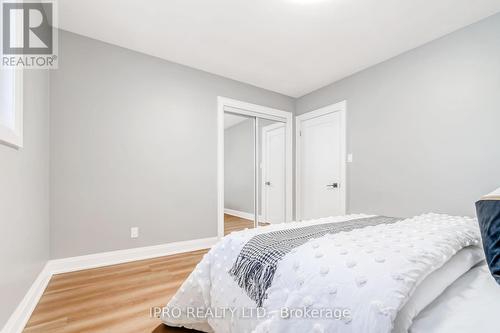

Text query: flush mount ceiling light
(291, 0), (326, 3)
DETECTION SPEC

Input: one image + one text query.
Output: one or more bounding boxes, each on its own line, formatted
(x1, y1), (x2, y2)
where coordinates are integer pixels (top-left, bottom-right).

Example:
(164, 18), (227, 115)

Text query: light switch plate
(130, 227), (139, 239)
(347, 154), (353, 163)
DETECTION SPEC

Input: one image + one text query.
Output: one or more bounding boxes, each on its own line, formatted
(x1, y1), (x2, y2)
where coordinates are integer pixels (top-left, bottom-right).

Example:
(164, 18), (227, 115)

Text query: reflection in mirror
(224, 112), (256, 234)
(258, 119), (286, 224)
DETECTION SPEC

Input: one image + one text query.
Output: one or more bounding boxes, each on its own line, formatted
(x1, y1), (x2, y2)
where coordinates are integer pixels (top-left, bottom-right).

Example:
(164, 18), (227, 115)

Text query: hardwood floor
(23, 215), (268, 333)
(24, 251), (207, 333)
(224, 213), (254, 235)
(224, 213), (269, 235)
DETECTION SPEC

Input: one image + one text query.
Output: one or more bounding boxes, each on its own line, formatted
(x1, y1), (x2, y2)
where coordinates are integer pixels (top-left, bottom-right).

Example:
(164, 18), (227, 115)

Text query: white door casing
(296, 101), (346, 221)
(261, 123), (286, 224)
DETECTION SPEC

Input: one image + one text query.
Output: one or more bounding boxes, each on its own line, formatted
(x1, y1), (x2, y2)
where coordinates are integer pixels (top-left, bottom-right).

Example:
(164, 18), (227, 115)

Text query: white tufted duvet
(162, 214), (482, 333)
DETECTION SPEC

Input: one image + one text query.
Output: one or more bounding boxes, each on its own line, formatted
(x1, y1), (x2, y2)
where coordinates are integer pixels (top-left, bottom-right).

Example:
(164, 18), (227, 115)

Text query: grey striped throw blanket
(229, 216), (401, 307)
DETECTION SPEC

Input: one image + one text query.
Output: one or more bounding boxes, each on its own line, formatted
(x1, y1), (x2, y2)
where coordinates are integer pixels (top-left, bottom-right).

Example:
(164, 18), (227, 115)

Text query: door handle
(265, 181), (271, 186)
(326, 183), (339, 189)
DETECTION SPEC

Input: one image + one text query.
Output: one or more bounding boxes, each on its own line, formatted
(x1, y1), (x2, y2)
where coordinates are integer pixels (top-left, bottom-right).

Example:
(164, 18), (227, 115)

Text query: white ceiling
(58, 0), (500, 97)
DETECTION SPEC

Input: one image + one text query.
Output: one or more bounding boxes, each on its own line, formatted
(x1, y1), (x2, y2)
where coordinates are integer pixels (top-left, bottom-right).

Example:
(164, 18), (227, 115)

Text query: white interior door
(262, 123), (286, 224)
(297, 105), (345, 220)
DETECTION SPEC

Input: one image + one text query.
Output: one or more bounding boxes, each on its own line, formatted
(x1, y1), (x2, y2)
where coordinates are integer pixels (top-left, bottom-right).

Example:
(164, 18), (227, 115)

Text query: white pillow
(392, 246), (484, 333)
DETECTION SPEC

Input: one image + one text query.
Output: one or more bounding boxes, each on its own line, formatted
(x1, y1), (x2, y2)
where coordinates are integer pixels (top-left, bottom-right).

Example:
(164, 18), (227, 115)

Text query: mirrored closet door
(224, 113), (256, 234)
(223, 108), (288, 235)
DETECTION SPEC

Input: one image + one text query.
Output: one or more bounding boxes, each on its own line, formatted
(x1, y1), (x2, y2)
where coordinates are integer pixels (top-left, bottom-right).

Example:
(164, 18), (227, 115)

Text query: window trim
(0, 69), (23, 148)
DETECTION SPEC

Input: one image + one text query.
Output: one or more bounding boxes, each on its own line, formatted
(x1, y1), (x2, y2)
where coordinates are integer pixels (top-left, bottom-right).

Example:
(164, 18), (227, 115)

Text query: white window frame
(0, 69), (23, 148)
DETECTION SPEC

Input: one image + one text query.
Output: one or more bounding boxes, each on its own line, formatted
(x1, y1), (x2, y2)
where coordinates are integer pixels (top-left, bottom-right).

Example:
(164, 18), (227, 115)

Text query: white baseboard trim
(1, 263), (52, 333)
(224, 208), (254, 220)
(224, 208), (267, 223)
(47, 237), (218, 274)
(1, 237), (218, 333)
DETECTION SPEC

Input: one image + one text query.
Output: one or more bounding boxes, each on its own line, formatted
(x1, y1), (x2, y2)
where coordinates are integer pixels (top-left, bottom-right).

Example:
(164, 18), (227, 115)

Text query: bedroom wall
(295, 13), (500, 217)
(49, 31), (294, 258)
(224, 119), (255, 214)
(0, 70), (50, 328)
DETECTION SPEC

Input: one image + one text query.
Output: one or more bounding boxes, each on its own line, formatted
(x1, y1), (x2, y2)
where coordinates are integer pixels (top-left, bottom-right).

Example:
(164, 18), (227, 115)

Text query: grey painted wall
(0, 70), (50, 328)
(296, 13), (500, 217)
(50, 31), (294, 258)
(224, 119), (254, 214)
(43, 13), (500, 261)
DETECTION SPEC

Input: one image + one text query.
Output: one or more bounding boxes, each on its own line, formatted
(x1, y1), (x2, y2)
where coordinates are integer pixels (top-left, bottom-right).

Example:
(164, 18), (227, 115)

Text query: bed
(161, 213), (488, 333)
(410, 261), (500, 333)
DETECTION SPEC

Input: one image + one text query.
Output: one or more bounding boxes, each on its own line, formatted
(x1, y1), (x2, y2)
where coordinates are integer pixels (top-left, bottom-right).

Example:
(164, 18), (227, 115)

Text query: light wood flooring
(224, 213), (269, 235)
(224, 213), (254, 235)
(24, 250), (206, 333)
(23, 215), (267, 333)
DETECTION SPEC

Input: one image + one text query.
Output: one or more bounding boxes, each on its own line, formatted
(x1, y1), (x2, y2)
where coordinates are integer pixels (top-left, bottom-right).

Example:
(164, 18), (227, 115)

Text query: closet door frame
(217, 97), (293, 239)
